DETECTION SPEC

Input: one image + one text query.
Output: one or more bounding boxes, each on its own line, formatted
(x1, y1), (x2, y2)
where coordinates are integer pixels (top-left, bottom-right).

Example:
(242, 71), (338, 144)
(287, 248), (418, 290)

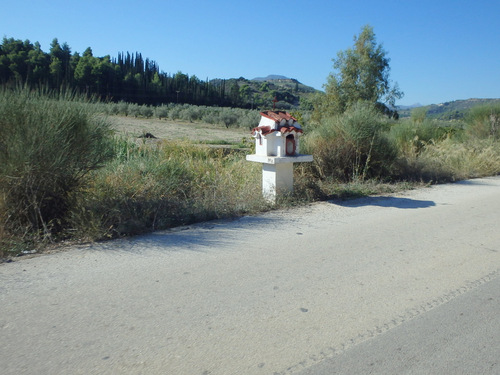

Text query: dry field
(109, 115), (250, 144)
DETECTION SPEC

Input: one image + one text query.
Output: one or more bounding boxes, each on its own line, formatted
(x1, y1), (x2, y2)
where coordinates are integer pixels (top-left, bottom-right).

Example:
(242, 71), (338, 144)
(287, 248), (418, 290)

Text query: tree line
(0, 37), (241, 107)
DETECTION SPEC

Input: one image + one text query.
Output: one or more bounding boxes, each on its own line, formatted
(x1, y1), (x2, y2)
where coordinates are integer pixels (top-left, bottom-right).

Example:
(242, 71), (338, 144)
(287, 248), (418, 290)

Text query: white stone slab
(246, 154), (313, 164)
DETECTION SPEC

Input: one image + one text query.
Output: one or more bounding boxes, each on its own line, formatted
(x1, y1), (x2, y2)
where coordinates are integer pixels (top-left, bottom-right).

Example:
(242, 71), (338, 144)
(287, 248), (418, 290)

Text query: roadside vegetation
(1, 25), (500, 258)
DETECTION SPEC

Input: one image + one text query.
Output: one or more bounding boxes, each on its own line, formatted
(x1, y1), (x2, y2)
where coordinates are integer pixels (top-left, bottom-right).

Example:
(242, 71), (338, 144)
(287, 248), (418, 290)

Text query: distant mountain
(397, 103), (423, 110)
(252, 74), (291, 81)
(398, 98), (500, 119)
(425, 98), (500, 119)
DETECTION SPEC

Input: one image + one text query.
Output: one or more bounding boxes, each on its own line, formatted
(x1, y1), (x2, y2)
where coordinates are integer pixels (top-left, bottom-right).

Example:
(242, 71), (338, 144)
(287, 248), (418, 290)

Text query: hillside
(398, 98), (500, 120)
(1, 37), (319, 110)
(210, 75), (320, 110)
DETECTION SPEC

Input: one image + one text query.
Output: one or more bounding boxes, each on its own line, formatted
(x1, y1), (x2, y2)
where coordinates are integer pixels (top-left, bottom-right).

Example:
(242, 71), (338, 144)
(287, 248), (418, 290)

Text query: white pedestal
(262, 163), (293, 201)
(246, 154), (313, 203)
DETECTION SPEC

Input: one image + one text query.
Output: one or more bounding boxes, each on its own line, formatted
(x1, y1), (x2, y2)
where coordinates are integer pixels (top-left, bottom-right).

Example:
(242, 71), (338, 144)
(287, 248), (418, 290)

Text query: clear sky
(1, 0), (499, 105)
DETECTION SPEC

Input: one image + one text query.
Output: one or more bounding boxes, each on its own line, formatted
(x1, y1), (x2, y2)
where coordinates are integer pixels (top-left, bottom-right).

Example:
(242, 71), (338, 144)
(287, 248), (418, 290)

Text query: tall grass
(2, 93), (500, 257)
(0, 88), (113, 249)
(417, 138), (500, 181)
(465, 104), (500, 139)
(68, 138), (265, 240)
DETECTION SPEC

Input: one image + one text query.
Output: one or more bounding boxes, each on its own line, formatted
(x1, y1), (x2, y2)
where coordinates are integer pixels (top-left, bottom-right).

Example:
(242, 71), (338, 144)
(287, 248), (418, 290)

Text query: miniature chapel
(246, 111), (313, 202)
(251, 111), (303, 157)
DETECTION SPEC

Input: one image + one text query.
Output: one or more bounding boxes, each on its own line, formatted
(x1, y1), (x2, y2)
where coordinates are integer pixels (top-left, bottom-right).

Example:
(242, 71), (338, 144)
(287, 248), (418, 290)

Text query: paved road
(298, 274), (500, 375)
(1, 177), (499, 374)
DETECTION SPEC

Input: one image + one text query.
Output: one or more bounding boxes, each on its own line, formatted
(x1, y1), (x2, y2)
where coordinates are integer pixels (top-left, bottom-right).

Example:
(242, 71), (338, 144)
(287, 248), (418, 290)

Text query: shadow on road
(332, 196), (436, 209)
(454, 179), (498, 186)
(91, 215), (278, 255)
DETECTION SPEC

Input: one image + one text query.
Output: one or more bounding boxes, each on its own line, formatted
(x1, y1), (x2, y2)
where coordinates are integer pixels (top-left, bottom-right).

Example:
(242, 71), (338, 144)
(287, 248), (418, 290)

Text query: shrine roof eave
(251, 125), (303, 136)
(259, 111), (298, 123)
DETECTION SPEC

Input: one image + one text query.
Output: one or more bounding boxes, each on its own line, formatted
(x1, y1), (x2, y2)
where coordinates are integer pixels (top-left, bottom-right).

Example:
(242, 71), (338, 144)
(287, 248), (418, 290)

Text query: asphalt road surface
(298, 273), (499, 375)
(1, 177), (499, 374)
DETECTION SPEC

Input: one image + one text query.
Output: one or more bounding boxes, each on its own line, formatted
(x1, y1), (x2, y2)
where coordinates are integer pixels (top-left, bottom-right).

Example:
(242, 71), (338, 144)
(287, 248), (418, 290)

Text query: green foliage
(139, 104), (154, 118)
(314, 25), (403, 120)
(69, 139), (265, 239)
(1, 37), (321, 112)
(99, 101), (261, 129)
(464, 104), (500, 139)
(3, 90), (500, 257)
(304, 102), (397, 181)
(410, 107), (427, 123)
(220, 110), (239, 128)
(0, 88), (113, 242)
(155, 104), (168, 119)
(412, 138), (500, 182)
(0, 38), (233, 107)
(388, 119), (457, 157)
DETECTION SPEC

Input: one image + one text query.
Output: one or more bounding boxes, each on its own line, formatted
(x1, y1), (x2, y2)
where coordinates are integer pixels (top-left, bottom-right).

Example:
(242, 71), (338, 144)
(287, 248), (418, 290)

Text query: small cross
(272, 96), (278, 110)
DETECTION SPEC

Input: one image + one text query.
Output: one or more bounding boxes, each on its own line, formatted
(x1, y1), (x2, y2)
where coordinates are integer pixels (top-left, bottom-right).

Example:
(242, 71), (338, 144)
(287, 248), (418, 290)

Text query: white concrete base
(246, 154), (313, 203)
(246, 154), (313, 164)
(262, 163), (293, 202)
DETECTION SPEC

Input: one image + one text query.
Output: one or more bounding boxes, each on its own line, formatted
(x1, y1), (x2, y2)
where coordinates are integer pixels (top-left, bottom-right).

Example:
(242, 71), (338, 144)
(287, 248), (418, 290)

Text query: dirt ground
(108, 115), (250, 144)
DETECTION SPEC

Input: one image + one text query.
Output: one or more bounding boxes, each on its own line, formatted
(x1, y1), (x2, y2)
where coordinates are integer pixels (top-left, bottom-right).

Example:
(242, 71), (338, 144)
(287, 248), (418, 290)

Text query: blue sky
(1, 0), (499, 105)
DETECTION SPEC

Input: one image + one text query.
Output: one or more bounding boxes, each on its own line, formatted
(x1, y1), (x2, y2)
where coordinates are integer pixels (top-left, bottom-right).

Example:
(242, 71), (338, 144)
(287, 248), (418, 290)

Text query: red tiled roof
(279, 126), (303, 134)
(260, 111), (297, 123)
(252, 125), (303, 136)
(255, 125), (273, 136)
(251, 111), (302, 136)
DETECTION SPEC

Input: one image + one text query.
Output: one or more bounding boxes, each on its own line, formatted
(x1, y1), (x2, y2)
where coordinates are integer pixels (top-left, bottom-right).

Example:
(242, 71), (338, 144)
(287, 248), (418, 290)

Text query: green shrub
(117, 101), (129, 116)
(410, 107), (427, 123)
(202, 110), (220, 124)
(0, 88), (113, 241)
(465, 104), (500, 139)
(168, 105), (182, 120)
(155, 105), (169, 119)
(131, 103), (144, 117)
(219, 110), (239, 128)
(388, 119), (458, 157)
(179, 106), (202, 122)
(139, 105), (154, 118)
(303, 102), (397, 181)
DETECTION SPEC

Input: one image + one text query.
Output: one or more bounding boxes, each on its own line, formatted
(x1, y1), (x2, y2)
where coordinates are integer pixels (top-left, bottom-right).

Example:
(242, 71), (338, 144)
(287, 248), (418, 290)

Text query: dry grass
(4, 99), (500, 257)
(108, 115), (250, 144)
(67, 138), (266, 241)
(419, 138), (500, 181)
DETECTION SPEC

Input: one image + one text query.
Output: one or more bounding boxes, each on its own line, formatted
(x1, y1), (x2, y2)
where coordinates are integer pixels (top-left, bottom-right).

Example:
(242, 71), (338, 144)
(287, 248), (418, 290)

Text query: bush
(388, 119), (458, 157)
(139, 105), (154, 118)
(0, 88), (113, 241)
(155, 105), (169, 119)
(179, 106), (201, 122)
(128, 103), (140, 117)
(465, 104), (500, 140)
(219, 109), (239, 128)
(303, 102), (397, 181)
(117, 101), (129, 116)
(201, 110), (220, 124)
(168, 105), (182, 120)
